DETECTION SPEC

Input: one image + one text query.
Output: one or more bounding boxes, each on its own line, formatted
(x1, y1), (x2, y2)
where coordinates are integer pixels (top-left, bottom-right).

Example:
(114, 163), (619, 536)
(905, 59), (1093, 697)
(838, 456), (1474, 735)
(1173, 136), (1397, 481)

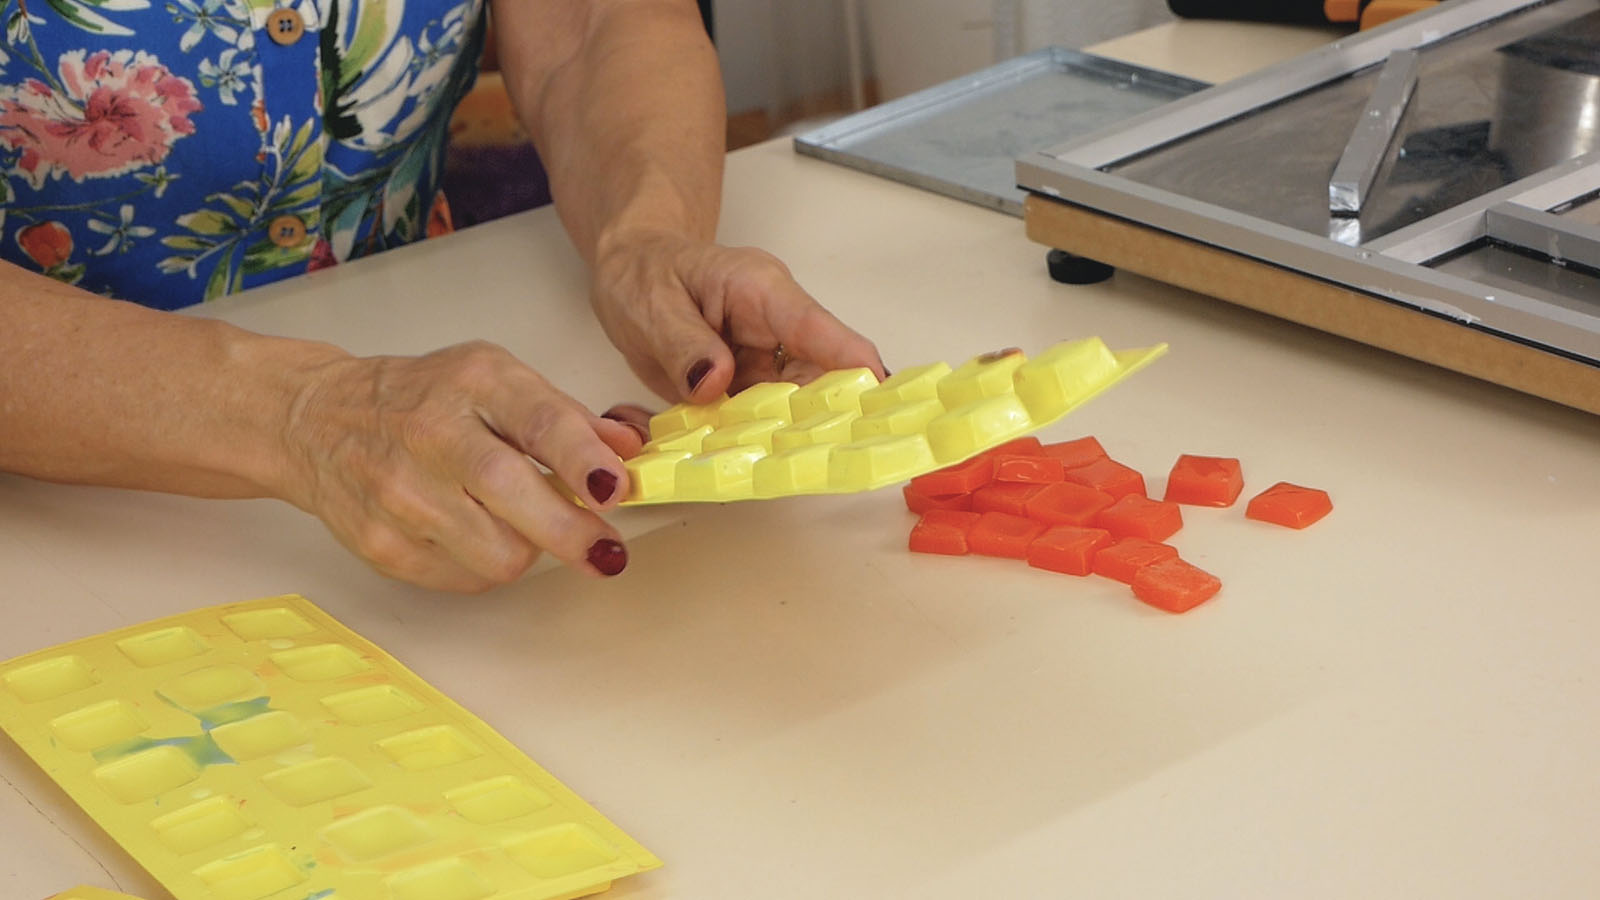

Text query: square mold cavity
(92, 745), (203, 804)
(151, 794), (252, 855)
(157, 665), (265, 711)
(321, 805), (437, 862)
(375, 725), (483, 771)
(267, 643), (369, 681)
(221, 606), (316, 641)
(3, 655), (99, 703)
(114, 626), (209, 667)
(444, 775), (553, 824)
(385, 858), (496, 900)
(210, 710), (310, 761)
(192, 844), (305, 900)
(48, 699), (148, 752)
(261, 756), (374, 807)
(320, 684), (425, 725)
(502, 823), (622, 880)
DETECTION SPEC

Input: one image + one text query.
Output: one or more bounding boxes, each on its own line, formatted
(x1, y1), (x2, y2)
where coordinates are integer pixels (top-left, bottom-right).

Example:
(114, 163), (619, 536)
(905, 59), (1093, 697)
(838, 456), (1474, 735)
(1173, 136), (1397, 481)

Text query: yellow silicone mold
(1, 595), (660, 900)
(50, 889), (149, 900)
(621, 337), (1165, 504)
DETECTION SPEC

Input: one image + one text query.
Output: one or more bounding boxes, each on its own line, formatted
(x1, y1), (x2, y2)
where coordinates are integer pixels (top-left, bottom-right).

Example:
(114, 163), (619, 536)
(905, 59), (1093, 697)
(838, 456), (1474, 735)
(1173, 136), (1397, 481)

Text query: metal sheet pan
(794, 48), (1206, 216)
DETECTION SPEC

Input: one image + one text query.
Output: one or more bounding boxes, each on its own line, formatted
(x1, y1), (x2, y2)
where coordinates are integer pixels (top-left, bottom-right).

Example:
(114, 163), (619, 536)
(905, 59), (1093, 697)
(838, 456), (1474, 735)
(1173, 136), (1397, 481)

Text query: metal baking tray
(1017, 0), (1600, 368)
(794, 48), (1207, 215)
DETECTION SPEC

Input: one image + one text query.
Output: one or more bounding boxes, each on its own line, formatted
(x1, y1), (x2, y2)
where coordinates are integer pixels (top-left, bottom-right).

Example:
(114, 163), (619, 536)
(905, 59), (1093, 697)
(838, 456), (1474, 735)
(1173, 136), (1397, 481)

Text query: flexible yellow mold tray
(1, 595), (660, 900)
(622, 337), (1166, 504)
(49, 889), (148, 900)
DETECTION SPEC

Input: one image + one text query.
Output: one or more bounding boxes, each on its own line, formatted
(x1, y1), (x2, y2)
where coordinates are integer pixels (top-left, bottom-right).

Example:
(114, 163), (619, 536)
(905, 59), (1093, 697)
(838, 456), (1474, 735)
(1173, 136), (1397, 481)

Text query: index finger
(453, 428), (629, 577)
(762, 282), (886, 378)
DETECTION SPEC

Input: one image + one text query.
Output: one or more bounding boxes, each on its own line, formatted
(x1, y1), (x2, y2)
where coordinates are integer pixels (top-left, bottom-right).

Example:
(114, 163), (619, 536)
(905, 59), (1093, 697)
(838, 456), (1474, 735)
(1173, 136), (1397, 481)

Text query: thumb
(645, 295), (737, 403)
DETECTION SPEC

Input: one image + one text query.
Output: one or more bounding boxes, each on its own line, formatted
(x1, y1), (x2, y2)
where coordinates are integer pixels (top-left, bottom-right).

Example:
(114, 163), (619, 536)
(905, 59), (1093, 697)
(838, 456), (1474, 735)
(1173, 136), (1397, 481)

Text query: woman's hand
(589, 230), (887, 404)
(280, 341), (644, 592)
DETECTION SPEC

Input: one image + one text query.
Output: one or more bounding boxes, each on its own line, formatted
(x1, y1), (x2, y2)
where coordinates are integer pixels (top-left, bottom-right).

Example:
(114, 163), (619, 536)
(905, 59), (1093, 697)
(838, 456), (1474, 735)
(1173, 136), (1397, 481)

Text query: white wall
(861, 0), (998, 102)
(1015, 0), (1175, 54)
(715, 0), (857, 116)
(714, 0), (1175, 116)
(714, 0), (782, 115)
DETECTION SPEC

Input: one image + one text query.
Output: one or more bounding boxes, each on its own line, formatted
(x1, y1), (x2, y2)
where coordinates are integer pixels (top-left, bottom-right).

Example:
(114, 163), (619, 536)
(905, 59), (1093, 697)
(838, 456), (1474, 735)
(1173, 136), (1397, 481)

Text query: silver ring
(772, 342), (788, 371)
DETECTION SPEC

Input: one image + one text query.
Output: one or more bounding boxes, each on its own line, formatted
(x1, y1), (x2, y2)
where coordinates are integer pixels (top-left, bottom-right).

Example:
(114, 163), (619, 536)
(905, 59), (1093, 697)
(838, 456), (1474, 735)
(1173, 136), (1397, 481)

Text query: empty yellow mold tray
(622, 336), (1165, 504)
(1, 595), (660, 900)
(49, 888), (149, 900)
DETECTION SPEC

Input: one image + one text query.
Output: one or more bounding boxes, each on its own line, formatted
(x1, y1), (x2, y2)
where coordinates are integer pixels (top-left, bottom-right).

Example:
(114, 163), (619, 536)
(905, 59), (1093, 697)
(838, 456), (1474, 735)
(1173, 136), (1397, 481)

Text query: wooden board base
(1024, 194), (1600, 415)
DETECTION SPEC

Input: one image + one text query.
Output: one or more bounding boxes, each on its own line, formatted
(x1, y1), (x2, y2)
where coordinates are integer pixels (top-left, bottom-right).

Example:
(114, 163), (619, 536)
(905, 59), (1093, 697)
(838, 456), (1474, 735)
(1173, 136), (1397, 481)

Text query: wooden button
(266, 8), (305, 45)
(267, 214), (307, 248)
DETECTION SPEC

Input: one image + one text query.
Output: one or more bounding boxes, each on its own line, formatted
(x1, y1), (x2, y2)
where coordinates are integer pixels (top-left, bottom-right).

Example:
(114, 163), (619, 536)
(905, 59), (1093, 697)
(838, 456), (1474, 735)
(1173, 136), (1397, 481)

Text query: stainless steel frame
(1328, 49), (1419, 213)
(1017, 0), (1600, 367)
(1484, 202), (1600, 271)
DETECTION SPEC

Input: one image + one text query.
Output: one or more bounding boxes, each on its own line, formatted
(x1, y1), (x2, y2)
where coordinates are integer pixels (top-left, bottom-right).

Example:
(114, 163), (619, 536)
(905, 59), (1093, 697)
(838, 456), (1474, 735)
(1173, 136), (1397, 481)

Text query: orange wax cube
(1039, 436), (1107, 468)
(1064, 457), (1147, 499)
(1131, 558), (1221, 613)
(968, 512), (1048, 559)
(1246, 482), (1333, 529)
(1092, 494), (1183, 541)
(909, 454), (994, 496)
(909, 510), (982, 555)
(972, 482), (1046, 516)
(980, 436), (1045, 459)
(1027, 525), (1112, 575)
(1164, 454), (1244, 507)
(902, 483), (973, 514)
(993, 454), (1066, 484)
(1022, 482), (1116, 526)
(1091, 537), (1179, 584)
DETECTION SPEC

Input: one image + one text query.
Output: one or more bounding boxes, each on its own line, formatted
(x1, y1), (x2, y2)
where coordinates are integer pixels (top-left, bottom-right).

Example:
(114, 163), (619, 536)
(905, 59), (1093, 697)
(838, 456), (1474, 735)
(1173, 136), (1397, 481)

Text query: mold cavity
(444, 776), (552, 824)
(157, 665), (265, 711)
(92, 745), (203, 804)
(385, 858), (495, 900)
(49, 699), (148, 752)
(321, 805), (436, 862)
(192, 844), (305, 900)
(320, 684), (425, 725)
(221, 606), (316, 640)
(210, 710), (310, 761)
(502, 823), (621, 879)
(261, 756), (373, 807)
(151, 794), (251, 855)
(375, 725), (483, 771)
(268, 643), (368, 681)
(115, 626), (209, 667)
(3, 655), (99, 702)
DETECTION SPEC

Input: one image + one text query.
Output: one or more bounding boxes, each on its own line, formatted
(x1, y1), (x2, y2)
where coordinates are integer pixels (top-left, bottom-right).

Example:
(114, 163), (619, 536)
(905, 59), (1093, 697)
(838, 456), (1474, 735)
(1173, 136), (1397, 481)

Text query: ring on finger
(772, 342), (788, 371)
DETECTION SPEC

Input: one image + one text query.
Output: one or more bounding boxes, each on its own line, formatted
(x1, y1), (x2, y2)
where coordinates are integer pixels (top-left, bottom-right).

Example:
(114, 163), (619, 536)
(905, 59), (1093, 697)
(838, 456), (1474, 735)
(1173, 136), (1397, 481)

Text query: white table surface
(6, 20), (1599, 900)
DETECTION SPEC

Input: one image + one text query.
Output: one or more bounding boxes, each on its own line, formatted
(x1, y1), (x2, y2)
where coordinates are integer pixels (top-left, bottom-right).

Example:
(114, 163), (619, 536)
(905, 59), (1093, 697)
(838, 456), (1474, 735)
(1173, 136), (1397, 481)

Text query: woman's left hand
(588, 230), (887, 405)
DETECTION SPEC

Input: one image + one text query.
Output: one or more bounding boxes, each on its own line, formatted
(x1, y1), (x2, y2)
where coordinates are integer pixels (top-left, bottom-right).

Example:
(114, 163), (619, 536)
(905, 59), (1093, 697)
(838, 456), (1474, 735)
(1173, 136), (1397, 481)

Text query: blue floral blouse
(0, 0), (485, 309)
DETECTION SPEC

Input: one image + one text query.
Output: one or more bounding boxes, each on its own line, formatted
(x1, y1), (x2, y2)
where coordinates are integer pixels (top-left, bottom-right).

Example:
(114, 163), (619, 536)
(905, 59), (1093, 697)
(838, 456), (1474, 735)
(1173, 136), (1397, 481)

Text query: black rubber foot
(1046, 249), (1115, 285)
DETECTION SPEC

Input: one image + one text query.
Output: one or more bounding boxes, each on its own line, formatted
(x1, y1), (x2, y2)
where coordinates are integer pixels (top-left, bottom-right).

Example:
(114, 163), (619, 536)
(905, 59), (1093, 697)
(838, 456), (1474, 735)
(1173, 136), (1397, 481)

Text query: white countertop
(5, 20), (1599, 900)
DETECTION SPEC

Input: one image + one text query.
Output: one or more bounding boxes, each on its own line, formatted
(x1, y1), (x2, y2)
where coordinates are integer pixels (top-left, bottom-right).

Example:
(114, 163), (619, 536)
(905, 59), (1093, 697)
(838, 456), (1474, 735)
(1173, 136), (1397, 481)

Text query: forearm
(0, 262), (346, 498)
(494, 0), (725, 263)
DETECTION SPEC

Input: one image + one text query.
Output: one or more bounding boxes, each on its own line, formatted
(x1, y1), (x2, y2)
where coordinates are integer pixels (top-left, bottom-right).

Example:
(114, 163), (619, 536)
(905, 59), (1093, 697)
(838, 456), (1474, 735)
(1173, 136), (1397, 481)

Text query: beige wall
(715, 0), (1175, 118)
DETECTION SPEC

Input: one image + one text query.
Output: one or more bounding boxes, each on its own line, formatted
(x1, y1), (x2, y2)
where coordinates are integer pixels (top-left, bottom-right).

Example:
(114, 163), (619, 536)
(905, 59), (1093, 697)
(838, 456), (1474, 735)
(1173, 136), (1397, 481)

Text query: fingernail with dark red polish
(587, 538), (628, 576)
(686, 358), (713, 393)
(587, 468), (618, 504)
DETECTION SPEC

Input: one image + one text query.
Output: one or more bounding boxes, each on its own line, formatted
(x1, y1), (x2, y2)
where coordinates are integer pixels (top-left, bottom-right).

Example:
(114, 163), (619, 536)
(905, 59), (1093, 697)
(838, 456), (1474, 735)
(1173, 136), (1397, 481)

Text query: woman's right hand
(278, 340), (645, 592)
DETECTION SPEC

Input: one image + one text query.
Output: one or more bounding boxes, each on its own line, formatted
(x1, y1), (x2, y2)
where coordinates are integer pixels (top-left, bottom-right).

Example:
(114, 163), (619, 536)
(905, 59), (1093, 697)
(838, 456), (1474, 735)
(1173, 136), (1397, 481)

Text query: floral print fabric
(0, 0), (484, 308)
